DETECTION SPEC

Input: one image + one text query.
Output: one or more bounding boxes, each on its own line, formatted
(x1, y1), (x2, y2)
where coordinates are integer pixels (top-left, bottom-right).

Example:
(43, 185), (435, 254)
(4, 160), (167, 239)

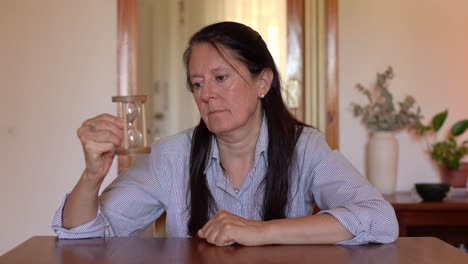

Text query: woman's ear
(257, 68), (273, 98)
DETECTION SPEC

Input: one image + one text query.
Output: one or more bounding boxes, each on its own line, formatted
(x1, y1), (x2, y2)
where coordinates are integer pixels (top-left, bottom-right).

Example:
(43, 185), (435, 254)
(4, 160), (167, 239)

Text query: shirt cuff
(51, 193), (114, 239)
(318, 206), (371, 245)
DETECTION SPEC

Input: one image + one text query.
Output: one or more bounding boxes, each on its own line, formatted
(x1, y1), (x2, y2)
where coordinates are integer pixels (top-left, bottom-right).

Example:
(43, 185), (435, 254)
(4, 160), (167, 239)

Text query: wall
(0, 0), (117, 254)
(339, 0), (468, 191)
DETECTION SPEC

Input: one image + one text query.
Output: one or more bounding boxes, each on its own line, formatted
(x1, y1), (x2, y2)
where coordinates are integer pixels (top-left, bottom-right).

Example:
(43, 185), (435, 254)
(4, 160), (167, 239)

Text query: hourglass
(112, 95), (151, 155)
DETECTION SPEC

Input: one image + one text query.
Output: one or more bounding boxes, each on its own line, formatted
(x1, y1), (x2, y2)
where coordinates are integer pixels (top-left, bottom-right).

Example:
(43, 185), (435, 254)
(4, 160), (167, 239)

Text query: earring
(259, 94), (265, 99)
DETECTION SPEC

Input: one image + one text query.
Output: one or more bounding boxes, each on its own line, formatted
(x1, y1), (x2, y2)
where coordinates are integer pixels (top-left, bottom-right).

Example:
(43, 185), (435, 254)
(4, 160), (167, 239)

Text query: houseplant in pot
(351, 66), (423, 194)
(420, 110), (468, 187)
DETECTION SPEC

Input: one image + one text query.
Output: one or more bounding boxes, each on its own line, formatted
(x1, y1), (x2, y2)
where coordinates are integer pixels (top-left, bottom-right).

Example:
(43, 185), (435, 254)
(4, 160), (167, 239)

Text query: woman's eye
(191, 82), (203, 89)
(215, 75), (228, 82)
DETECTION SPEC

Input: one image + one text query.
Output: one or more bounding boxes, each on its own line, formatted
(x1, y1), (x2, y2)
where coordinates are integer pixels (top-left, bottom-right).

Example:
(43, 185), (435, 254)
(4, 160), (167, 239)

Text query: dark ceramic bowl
(415, 183), (450, 202)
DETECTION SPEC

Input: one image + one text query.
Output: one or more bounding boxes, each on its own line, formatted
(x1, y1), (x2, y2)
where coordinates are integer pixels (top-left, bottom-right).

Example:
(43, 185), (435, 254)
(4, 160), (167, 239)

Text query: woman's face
(188, 42), (267, 136)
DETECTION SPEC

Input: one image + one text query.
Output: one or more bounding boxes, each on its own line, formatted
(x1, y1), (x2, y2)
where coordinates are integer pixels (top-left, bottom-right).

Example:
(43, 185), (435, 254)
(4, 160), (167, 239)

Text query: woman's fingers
(78, 115), (124, 148)
(86, 113), (124, 128)
(87, 128), (123, 148)
(199, 210), (227, 240)
(199, 211), (266, 246)
(84, 141), (116, 159)
(88, 119), (124, 142)
(77, 114), (124, 181)
(198, 213), (217, 237)
(200, 211), (241, 246)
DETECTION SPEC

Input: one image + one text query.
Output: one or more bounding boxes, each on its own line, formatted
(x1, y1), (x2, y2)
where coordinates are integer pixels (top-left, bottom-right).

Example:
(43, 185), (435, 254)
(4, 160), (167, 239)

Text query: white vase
(366, 131), (398, 194)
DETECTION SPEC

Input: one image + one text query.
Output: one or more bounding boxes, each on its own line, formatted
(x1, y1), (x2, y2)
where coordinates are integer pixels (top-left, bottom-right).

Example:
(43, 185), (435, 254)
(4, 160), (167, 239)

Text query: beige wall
(339, 0), (468, 191)
(0, 0), (117, 254)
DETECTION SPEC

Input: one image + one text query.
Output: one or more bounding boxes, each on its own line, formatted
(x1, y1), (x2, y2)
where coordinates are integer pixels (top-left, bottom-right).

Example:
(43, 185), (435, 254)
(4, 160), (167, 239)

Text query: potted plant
(420, 110), (468, 187)
(351, 66), (423, 194)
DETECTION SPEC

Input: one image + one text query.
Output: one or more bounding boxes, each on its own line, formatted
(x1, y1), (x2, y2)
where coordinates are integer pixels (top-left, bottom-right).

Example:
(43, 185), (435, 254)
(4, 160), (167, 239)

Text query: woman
(53, 22), (398, 246)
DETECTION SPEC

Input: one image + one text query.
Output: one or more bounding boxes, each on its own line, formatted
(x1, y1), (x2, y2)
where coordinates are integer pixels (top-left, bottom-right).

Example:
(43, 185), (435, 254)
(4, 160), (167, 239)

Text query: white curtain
(194, 0), (287, 80)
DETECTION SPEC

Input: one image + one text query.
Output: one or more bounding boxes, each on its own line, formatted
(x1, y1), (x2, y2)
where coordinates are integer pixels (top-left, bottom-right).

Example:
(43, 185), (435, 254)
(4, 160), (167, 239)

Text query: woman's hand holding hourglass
(77, 114), (124, 184)
(62, 113), (124, 229)
(62, 97), (148, 229)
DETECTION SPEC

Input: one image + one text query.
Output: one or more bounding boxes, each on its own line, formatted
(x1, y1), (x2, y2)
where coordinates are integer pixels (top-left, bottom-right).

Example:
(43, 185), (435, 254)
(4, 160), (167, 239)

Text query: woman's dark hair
(183, 21), (306, 236)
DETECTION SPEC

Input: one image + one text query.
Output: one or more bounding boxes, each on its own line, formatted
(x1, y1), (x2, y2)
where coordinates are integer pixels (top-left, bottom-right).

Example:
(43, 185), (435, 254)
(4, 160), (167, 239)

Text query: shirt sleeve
(51, 193), (114, 239)
(304, 132), (399, 245)
(51, 153), (168, 238)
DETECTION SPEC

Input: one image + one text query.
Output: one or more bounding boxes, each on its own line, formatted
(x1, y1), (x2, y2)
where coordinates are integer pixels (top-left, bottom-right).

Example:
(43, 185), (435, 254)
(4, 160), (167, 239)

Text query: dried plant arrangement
(351, 66), (423, 132)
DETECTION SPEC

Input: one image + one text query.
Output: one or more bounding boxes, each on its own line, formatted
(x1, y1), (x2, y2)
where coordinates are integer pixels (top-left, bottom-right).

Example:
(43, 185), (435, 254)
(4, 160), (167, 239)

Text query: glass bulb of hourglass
(126, 102), (141, 123)
(127, 125), (143, 148)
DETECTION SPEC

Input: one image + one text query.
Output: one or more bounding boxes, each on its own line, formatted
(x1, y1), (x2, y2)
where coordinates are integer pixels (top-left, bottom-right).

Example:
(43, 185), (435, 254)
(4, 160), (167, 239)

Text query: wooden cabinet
(384, 192), (468, 248)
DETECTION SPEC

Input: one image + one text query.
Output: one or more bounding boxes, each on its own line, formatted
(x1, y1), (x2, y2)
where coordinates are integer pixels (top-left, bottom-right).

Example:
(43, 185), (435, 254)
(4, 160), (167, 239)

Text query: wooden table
(384, 192), (468, 247)
(1, 236), (466, 264)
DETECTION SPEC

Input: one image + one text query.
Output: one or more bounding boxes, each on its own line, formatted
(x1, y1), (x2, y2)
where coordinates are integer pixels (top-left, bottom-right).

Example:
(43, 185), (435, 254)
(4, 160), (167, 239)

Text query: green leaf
(447, 137), (457, 148)
(451, 119), (468, 136)
(420, 125), (432, 134)
(447, 159), (460, 170)
(432, 110), (448, 132)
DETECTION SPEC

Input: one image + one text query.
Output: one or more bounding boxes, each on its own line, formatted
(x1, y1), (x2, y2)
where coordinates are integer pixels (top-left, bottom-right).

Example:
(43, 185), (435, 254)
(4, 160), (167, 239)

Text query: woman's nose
(199, 81), (216, 102)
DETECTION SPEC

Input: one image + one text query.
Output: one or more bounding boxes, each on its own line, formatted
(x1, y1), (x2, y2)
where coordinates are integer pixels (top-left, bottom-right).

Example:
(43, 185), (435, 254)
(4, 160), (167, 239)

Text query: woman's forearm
(62, 170), (102, 229)
(262, 214), (353, 245)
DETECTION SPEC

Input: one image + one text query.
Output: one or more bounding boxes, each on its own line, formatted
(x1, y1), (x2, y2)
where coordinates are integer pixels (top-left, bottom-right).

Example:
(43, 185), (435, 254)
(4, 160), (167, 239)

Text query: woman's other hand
(77, 114), (124, 184)
(197, 210), (268, 246)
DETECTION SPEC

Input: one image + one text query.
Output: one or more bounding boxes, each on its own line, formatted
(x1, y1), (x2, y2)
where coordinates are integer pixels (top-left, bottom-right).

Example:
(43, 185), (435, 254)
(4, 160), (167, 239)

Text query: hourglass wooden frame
(112, 95), (151, 155)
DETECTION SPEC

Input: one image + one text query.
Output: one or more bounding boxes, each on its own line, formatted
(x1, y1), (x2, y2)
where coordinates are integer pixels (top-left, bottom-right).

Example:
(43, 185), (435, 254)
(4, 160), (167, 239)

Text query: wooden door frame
(116, 0), (338, 150)
(287, 0), (305, 122)
(324, 0), (339, 149)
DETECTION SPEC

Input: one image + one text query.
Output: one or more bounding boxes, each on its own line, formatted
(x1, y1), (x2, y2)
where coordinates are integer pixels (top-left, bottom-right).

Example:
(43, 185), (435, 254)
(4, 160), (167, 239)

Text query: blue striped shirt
(52, 117), (398, 245)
